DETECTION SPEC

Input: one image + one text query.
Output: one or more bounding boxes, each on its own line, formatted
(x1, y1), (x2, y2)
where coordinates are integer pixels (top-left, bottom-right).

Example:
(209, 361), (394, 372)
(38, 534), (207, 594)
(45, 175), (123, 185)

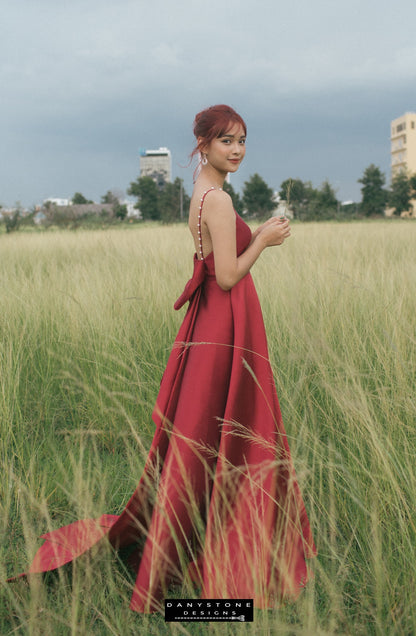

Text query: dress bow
(174, 255), (206, 310)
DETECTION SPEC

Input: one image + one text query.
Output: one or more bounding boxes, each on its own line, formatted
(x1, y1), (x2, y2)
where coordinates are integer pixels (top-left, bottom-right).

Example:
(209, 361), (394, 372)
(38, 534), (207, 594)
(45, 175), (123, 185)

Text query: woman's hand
(256, 217), (282, 233)
(257, 217), (291, 247)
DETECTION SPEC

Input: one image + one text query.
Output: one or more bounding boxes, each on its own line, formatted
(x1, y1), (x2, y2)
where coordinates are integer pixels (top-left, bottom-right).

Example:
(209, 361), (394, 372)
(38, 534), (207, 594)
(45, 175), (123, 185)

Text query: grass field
(1, 221), (415, 635)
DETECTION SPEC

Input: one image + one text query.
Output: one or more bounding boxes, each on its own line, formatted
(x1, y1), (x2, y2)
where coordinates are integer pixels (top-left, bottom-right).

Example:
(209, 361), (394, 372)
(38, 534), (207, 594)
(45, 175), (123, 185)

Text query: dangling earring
(201, 154), (208, 166)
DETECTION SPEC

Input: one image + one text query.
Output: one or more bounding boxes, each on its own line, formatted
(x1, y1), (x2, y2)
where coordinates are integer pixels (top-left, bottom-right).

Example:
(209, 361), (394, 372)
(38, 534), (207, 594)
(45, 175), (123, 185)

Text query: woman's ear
(197, 137), (208, 154)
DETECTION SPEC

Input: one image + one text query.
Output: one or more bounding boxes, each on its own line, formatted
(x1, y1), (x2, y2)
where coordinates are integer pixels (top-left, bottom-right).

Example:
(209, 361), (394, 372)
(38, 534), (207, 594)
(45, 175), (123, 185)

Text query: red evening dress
(10, 189), (316, 612)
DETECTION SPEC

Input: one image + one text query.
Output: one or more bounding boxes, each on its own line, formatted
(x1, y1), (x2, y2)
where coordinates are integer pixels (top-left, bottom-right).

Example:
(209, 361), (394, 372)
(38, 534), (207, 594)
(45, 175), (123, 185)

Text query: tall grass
(1, 221), (415, 634)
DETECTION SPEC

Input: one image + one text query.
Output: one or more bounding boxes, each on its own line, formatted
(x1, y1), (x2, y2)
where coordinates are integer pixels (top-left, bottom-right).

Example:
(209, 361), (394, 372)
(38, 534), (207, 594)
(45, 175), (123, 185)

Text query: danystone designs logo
(165, 599), (254, 622)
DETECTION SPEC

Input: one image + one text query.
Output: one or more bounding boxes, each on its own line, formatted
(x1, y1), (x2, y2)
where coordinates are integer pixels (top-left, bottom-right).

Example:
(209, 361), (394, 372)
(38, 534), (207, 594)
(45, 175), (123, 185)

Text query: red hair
(191, 104), (247, 160)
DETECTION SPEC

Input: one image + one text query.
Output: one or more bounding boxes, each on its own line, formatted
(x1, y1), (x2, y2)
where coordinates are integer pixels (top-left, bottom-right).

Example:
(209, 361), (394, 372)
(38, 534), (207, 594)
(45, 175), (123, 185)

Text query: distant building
(44, 197), (72, 207)
(123, 199), (141, 219)
(390, 112), (416, 179)
(139, 147), (171, 188)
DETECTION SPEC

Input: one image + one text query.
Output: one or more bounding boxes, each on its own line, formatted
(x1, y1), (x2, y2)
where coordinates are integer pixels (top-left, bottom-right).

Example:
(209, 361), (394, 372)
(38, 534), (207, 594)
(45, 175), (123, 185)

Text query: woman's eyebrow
(221, 133), (246, 139)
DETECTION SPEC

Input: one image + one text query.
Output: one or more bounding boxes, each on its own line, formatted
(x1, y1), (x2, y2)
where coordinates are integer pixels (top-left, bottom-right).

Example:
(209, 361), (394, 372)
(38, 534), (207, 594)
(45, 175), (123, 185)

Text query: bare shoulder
(203, 189), (233, 217)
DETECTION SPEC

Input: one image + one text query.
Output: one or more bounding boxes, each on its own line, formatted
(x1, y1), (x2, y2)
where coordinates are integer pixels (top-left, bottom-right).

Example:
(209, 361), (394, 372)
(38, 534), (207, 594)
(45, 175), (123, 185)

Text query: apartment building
(139, 147), (172, 188)
(390, 112), (416, 179)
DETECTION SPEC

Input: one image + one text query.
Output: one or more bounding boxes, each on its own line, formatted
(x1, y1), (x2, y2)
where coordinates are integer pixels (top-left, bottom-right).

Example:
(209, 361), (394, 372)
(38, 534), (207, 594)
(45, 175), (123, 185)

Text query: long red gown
(10, 190), (316, 612)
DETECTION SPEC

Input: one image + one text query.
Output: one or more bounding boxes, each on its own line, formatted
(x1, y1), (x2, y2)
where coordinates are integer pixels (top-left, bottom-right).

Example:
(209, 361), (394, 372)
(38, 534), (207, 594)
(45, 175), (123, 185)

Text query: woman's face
(203, 123), (246, 174)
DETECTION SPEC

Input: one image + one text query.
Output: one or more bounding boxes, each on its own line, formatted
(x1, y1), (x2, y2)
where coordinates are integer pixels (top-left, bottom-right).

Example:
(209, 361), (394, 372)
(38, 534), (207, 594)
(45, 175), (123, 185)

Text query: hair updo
(191, 104), (247, 160)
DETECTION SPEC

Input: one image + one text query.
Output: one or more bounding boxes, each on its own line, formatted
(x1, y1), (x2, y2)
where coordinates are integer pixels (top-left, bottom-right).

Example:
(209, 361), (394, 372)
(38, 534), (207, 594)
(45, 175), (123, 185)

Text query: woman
(12, 105), (316, 612)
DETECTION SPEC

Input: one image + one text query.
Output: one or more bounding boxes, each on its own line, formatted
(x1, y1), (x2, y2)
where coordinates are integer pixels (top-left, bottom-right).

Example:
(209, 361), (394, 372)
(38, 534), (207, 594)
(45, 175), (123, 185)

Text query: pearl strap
(197, 187), (222, 260)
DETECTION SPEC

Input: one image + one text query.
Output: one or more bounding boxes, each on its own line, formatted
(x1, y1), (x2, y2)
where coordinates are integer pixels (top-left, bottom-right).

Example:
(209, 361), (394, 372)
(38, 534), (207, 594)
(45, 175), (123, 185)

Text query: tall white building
(390, 112), (416, 179)
(139, 147), (172, 188)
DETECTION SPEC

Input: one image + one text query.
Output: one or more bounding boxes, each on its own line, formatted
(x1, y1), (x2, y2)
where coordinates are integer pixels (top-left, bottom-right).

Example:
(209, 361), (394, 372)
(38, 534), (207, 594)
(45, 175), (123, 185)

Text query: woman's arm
(203, 190), (291, 291)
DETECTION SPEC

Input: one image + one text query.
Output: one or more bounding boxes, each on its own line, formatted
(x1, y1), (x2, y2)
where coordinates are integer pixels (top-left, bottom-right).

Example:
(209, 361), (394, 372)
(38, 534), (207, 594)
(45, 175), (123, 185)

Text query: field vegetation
(1, 220), (415, 635)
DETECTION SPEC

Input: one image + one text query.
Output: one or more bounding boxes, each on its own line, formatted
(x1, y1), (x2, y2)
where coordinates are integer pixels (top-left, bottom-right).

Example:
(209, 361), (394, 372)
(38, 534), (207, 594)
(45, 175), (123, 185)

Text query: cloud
(1, 0), (416, 205)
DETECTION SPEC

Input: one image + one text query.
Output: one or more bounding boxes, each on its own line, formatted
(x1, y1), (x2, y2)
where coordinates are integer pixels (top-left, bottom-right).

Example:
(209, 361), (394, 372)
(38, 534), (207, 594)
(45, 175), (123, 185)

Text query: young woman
(12, 105), (316, 612)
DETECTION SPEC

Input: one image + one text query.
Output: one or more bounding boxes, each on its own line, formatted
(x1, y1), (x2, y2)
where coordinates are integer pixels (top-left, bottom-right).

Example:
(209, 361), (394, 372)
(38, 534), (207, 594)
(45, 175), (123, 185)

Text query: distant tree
(279, 178), (316, 219)
(339, 202), (359, 218)
(317, 180), (338, 210)
(5, 210), (20, 233)
(308, 180), (339, 219)
(358, 164), (387, 216)
(159, 178), (190, 223)
(411, 175), (416, 217)
(242, 173), (275, 218)
(388, 172), (412, 215)
(279, 178), (340, 220)
(19, 207), (36, 228)
(114, 203), (128, 220)
(223, 181), (244, 215)
(72, 192), (93, 205)
(279, 178), (308, 208)
(128, 176), (160, 220)
(100, 190), (128, 220)
(101, 190), (119, 205)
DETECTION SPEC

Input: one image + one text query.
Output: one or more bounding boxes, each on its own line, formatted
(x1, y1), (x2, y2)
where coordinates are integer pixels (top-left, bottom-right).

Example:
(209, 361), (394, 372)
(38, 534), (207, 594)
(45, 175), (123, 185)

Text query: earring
(201, 154), (208, 166)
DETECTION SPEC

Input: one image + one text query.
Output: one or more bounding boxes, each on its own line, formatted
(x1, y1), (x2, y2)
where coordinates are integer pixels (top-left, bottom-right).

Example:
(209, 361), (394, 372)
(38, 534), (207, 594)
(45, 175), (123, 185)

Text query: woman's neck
(198, 164), (226, 189)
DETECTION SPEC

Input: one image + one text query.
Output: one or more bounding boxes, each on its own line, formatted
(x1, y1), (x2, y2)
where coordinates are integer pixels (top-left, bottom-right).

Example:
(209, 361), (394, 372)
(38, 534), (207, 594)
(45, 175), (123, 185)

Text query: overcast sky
(2, 0), (416, 207)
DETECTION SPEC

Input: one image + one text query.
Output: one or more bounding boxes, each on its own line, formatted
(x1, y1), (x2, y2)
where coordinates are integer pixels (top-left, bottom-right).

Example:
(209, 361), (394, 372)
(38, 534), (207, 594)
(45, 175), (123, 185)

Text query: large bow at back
(174, 255), (206, 310)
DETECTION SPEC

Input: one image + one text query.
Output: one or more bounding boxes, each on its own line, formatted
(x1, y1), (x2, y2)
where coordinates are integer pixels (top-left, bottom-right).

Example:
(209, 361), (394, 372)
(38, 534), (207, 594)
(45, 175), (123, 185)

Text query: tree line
(126, 173), (278, 222)
(128, 166), (416, 222)
(359, 165), (416, 217)
(128, 173), (342, 221)
(270, 166), (415, 220)
(2, 165), (415, 233)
